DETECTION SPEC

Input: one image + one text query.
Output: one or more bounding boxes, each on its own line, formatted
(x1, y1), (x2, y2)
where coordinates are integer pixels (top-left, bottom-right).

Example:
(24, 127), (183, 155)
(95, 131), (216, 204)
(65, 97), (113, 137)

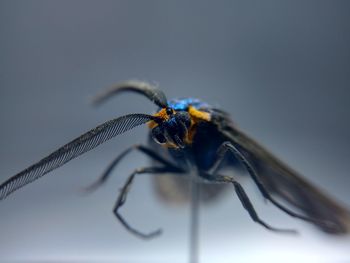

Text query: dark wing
(212, 110), (350, 234)
(93, 80), (168, 108)
(0, 114), (155, 200)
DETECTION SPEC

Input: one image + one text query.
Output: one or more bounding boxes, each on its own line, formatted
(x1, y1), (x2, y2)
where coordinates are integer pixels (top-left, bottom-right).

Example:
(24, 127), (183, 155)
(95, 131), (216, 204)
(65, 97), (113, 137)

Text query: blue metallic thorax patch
(167, 98), (209, 111)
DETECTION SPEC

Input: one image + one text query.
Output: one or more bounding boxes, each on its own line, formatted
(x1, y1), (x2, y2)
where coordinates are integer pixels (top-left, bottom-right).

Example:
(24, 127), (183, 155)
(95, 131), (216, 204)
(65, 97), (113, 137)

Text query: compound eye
(152, 127), (167, 144)
(166, 107), (173, 115)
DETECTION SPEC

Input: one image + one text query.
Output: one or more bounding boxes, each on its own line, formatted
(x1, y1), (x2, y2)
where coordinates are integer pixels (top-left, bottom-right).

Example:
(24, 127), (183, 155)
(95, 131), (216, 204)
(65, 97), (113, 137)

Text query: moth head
(150, 107), (191, 148)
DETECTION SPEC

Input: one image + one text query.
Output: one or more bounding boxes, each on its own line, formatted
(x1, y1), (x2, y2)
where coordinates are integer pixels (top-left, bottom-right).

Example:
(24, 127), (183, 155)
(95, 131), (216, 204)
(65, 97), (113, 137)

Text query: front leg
(114, 166), (184, 239)
(84, 144), (181, 192)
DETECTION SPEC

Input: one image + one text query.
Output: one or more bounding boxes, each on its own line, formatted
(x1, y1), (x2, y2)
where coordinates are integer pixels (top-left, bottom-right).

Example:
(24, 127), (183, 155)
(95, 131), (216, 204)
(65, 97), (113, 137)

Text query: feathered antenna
(0, 113), (161, 200)
(92, 80), (168, 108)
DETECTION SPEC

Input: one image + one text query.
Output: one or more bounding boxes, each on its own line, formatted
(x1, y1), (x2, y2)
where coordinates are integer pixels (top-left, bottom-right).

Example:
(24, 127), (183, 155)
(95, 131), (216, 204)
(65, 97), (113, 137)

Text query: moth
(1, 80), (349, 240)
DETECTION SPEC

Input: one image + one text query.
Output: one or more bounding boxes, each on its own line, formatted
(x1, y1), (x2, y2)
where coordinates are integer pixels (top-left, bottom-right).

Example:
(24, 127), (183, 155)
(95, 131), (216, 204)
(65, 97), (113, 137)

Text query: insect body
(1, 81), (349, 239)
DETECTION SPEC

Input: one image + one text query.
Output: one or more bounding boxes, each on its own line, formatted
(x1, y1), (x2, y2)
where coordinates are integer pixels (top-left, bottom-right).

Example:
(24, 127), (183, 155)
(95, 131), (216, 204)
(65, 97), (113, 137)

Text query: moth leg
(201, 172), (297, 233)
(114, 166), (183, 239)
(211, 141), (328, 226)
(233, 180), (296, 233)
(84, 144), (181, 192)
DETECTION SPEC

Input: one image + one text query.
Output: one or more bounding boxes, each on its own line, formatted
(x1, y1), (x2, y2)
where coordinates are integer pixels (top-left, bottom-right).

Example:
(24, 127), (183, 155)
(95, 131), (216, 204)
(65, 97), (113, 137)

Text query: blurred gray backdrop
(1, 1), (350, 262)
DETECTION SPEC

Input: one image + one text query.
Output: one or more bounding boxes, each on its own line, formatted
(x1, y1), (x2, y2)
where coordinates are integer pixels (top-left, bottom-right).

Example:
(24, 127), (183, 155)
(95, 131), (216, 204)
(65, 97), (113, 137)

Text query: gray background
(0, 1), (350, 262)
